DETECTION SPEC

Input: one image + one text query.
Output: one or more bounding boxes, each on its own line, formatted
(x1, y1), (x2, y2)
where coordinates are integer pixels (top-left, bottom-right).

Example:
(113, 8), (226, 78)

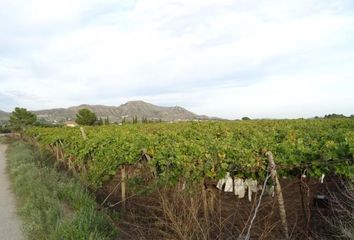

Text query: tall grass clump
(326, 182), (354, 240)
(6, 141), (118, 240)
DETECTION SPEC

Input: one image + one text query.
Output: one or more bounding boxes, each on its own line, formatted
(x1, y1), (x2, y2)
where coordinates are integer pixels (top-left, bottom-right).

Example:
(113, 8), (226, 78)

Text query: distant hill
(31, 100), (204, 123)
(0, 110), (9, 121)
(116, 101), (197, 121)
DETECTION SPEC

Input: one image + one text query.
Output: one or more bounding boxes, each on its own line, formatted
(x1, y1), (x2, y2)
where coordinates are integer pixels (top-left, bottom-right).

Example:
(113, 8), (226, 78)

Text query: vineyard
(24, 118), (354, 239)
(25, 119), (354, 188)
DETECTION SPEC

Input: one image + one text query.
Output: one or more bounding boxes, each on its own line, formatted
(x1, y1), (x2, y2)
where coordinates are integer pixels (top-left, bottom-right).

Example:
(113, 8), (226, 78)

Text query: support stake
(266, 151), (289, 239)
(201, 182), (209, 225)
(80, 127), (87, 140)
(121, 166), (126, 210)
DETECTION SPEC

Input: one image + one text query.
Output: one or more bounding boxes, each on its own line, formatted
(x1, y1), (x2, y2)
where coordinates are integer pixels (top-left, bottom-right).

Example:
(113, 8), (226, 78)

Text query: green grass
(6, 141), (118, 240)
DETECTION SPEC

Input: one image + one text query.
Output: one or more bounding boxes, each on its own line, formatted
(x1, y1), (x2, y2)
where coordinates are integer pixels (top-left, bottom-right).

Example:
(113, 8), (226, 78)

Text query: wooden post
(121, 166), (126, 210)
(58, 139), (65, 162)
(80, 127), (87, 140)
(207, 189), (215, 214)
(266, 151), (289, 239)
(201, 182), (209, 225)
(78, 127), (88, 175)
(299, 175), (310, 237)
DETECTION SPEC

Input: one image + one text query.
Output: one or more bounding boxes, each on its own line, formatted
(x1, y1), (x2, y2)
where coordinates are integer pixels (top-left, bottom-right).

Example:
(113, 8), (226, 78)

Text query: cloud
(0, 0), (353, 117)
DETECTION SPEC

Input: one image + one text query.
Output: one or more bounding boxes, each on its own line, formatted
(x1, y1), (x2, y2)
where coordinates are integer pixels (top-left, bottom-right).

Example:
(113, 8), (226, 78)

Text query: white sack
(234, 178), (246, 198)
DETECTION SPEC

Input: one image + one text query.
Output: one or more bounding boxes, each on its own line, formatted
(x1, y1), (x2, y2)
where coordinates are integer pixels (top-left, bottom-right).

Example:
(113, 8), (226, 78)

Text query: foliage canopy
(75, 108), (97, 125)
(26, 118), (354, 188)
(9, 107), (37, 132)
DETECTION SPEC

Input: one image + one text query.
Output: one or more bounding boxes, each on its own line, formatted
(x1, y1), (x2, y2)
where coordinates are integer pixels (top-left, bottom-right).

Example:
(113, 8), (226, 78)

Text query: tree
(96, 117), (103, 125)
(104, 116), (110, 125)
(133, 115), (138, 124)
(242, 117), (251, 121)
(324, 114), (346, 119)
(75, 108), (97, 125)
(9, 107), (37, 132)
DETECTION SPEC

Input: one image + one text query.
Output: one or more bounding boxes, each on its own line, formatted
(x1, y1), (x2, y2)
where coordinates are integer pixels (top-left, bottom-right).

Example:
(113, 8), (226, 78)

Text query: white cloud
(0, 0), (353, 117)
(144, 72), (353, 119)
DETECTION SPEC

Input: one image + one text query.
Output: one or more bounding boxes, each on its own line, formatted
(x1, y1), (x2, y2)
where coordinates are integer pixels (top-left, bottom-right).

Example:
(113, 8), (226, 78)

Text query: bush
(0, 125), (11, 133)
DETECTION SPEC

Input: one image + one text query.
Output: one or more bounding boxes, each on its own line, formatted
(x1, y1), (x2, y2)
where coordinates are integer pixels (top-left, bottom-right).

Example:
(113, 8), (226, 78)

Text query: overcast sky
(0, 0), (353, 119)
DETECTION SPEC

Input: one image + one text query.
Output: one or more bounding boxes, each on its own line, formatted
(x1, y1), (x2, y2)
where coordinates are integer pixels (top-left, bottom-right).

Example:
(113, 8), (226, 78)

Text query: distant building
(64, 121), (78, 127)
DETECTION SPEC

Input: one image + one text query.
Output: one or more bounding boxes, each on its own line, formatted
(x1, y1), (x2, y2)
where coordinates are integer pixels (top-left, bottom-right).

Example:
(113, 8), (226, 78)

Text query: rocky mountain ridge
(0, 101), (206, 123)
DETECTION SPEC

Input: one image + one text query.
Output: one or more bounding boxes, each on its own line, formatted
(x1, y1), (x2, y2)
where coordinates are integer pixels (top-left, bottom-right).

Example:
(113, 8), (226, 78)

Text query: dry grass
(323, 181), (354, 240)
(6, 141), (118, 240)
(109, 179), (290, 240)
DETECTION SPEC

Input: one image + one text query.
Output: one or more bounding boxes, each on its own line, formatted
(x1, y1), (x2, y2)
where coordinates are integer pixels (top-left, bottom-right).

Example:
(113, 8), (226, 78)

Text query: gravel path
(0, 144), (25, 240)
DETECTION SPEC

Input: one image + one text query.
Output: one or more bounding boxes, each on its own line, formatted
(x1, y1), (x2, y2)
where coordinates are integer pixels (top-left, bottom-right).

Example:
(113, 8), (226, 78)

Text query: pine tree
(9, 107), (37, 133)
(75, 108), (97, 125)
(96, 117), (103, 125)
(104, 116), (110, 125)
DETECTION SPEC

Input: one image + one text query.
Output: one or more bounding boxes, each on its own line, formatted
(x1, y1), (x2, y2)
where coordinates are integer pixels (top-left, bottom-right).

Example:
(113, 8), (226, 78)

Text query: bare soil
(97, 167), (339, 240)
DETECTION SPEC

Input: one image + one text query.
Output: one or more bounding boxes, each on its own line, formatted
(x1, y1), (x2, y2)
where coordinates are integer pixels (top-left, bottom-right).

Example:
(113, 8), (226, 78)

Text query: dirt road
(0, 143), (25, 239)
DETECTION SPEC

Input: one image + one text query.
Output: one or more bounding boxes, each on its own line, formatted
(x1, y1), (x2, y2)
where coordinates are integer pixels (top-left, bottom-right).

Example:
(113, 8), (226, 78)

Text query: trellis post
(80, 127), (87, 140)
(121, 166), (126, 210)
(266, 151), (289, 239)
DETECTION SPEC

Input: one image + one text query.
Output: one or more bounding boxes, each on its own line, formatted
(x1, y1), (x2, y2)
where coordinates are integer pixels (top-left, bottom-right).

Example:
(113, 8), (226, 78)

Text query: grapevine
(25, 119), (354, 188)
